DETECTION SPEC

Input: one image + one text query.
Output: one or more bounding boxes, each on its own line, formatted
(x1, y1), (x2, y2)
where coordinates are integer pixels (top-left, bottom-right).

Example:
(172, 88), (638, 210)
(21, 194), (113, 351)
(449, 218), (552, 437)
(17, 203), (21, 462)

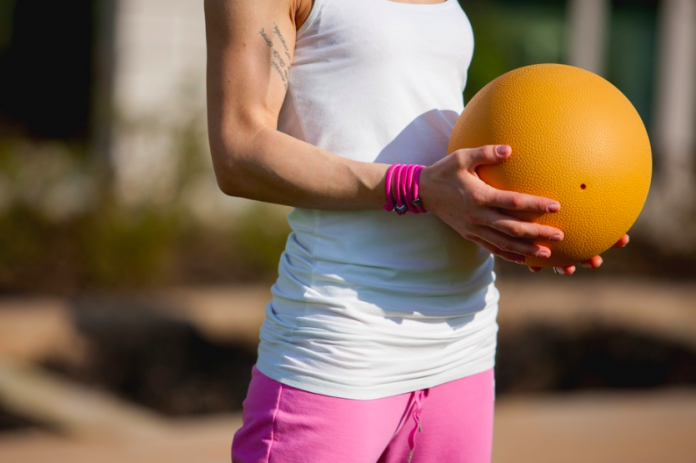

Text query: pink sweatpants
(232, 367), (495, 463)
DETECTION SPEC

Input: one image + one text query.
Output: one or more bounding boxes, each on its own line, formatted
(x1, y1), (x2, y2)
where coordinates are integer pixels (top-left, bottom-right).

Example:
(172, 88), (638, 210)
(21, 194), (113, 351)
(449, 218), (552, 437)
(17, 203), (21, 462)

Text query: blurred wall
(109, 0), (207, 206)
(642, 0), (696, 250)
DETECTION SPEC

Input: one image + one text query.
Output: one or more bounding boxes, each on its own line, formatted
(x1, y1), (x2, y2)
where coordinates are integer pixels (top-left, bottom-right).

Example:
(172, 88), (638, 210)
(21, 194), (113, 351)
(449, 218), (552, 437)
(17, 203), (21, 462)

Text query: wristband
(383, 164), (427, 214)
(382, 164), (398, 212)
(394, 164), (408, 214)
(412, 165), (426, 213)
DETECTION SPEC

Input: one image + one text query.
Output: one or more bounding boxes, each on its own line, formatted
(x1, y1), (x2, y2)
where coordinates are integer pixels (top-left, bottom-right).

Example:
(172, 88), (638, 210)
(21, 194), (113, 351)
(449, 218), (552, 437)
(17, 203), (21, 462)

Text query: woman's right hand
(418, 145), (564, 264)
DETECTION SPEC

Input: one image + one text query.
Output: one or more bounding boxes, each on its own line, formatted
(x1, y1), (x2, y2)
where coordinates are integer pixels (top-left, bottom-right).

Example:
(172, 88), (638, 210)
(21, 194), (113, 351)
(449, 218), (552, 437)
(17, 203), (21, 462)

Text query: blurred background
(0, 0), (694, 462)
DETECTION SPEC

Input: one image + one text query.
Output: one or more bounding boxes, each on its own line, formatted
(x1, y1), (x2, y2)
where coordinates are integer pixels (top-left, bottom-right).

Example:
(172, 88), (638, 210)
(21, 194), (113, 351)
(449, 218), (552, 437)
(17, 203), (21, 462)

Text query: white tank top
(257, 0), (499, 400)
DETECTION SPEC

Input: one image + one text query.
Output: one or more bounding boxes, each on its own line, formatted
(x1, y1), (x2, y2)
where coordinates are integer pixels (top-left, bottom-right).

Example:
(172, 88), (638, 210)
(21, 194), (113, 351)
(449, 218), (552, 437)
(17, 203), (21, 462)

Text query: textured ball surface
(448, 64), (652, 267)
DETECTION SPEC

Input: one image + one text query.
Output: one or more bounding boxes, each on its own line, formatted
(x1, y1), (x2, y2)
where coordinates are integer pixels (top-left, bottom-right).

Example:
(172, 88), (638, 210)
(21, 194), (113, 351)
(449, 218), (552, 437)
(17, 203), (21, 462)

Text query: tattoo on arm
(259, 26), (292, 91)
(269, 60), (287, 90)
(272, 48), (286, 68)
(259, 28), (273, 47)
(273, 24), (292, 61)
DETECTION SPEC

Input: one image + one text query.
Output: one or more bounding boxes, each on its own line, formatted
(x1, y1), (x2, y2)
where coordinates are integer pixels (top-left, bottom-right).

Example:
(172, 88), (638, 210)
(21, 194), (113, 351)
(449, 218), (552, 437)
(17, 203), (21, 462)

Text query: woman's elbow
(214, 169), (242, 197)
(208, 139), (248, 197)
(208, 118), (270, 197)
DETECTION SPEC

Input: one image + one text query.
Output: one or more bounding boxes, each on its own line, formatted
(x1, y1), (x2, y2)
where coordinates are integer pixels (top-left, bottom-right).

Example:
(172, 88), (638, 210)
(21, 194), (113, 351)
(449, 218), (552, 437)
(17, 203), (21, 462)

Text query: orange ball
(448, 64), (652, 268)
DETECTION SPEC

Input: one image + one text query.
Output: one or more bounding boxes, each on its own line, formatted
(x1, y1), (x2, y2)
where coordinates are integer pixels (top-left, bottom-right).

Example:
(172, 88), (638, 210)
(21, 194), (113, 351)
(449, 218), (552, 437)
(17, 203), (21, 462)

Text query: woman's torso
(258, 0), (500, 400)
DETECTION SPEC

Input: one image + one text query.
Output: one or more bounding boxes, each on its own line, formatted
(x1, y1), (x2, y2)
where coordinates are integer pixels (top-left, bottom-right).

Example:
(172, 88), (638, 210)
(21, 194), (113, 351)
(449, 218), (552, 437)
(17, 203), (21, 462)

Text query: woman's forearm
(209, 125), (389, 210)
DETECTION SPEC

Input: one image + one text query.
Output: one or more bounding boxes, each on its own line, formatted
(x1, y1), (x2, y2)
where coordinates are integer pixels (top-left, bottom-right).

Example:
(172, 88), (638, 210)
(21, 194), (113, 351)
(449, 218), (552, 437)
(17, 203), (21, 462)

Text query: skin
(204, 0), (627, 275)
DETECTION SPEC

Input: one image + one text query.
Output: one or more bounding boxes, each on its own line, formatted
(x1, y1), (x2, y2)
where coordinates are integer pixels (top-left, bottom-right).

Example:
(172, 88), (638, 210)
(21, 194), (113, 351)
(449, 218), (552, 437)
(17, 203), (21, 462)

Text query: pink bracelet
(404, 165), (418, 213)
(412, 166), (426, 213)
(400, 165), (412, 213)
(382, 164), (398, 212)
(383, 164), (427, 214)
(394, 164), (408, 214)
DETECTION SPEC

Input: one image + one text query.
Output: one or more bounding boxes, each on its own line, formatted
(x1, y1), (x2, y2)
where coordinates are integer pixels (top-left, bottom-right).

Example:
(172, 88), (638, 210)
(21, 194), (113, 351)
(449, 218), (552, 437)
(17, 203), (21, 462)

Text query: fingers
(529, 257), (599, 275)
(484, 188), (561, 214)
(454, 144), (560, 214)
(474, 226), (552, 259)
(578, 235), (626, 269)
(581, 255), (603, 269)
(484, 209), (564, 242)
(529, 234), (626, 275)
(555, 265), (576, 275)
(528, 265), (576, 274)
(529, 265), (576, 275)
(613, 234), (630, 248)
(468, 236), (527, 265)
(455, 144), (511, 170)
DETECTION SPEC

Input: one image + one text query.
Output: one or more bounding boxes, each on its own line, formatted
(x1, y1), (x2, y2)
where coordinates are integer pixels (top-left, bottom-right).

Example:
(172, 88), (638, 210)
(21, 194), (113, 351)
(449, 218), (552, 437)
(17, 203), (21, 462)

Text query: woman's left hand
(528, 234), (630, 275)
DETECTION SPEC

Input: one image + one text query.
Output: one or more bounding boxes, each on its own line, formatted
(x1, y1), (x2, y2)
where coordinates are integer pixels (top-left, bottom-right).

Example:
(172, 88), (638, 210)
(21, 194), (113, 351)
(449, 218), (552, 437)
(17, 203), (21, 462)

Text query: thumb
(459, 144), (511, 170)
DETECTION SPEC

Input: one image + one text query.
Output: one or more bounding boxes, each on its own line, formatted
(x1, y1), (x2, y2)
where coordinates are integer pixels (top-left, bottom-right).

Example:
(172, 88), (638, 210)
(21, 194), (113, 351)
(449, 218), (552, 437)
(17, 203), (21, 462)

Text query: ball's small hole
(580, 184), (587, 190)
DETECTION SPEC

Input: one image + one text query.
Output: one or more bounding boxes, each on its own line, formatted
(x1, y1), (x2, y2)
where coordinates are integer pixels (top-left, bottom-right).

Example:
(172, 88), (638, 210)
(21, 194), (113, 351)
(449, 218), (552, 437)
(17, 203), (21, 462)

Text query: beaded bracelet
(383, 164), (427, 215)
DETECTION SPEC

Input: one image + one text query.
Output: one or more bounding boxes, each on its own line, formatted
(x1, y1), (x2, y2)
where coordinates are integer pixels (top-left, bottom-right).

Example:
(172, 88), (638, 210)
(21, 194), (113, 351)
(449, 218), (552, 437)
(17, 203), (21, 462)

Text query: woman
(204, 0), (627, 461)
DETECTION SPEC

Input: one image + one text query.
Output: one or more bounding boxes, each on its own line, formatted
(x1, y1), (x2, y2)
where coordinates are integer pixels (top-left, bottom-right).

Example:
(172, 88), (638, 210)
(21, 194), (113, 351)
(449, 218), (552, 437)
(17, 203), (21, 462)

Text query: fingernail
(496, 145), (510, 156)
(537, 250), (551, 258)
(547, 203), (560, 213)
(550, 234), (563, 242)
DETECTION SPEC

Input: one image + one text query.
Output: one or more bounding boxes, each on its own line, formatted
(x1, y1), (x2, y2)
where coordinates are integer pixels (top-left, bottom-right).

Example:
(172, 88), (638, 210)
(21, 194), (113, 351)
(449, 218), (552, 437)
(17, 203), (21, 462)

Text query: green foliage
(463, 1), (567, 102)
(0, 0), (15, 52)
(78, 208), (180, 288)
(0, 120), (288, 294)
(0, 137), (179, 292)
(233, 203), (291, 279)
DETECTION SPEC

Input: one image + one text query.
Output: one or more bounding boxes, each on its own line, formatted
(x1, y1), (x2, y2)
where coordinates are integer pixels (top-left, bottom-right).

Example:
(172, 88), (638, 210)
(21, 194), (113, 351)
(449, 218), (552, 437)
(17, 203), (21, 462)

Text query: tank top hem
(255, 353), (495, 400)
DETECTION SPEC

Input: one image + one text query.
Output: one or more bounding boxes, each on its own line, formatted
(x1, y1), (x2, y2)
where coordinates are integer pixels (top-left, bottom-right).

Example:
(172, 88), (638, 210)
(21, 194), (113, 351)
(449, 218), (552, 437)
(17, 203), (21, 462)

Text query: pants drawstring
(407, 389), (427, 463)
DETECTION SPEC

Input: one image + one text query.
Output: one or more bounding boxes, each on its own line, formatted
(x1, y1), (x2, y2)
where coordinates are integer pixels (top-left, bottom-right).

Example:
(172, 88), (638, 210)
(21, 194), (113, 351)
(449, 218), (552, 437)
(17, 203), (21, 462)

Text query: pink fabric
(232, 367), (495, 463)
